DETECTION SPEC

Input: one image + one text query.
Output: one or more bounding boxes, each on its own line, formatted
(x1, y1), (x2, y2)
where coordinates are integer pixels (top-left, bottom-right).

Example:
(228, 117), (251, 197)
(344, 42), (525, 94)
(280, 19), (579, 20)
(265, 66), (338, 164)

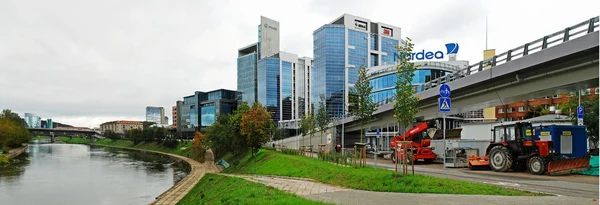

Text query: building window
(507, 107), (514, 113)
(595, 87), (599, 94)
(518, 106), (524, 112)
(541, 96), (550, 100)
(552, 94), (559, 99)
(498, 108), (504, 114)
(581, 88), (591, 96)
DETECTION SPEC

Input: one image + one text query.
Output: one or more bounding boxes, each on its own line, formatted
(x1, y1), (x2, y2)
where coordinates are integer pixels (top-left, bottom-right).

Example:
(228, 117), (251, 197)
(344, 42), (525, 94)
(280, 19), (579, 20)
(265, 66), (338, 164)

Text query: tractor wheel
(424, 158), (435, 164)
(528, 155), (547, 175)
(489, 146), (513, 172)
(392, 150), (397, 163)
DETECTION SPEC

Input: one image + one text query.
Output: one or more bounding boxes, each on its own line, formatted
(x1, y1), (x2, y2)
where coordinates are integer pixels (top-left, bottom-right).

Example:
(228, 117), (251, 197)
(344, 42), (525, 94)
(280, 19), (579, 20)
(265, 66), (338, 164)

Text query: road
(365, 158), (599, 198)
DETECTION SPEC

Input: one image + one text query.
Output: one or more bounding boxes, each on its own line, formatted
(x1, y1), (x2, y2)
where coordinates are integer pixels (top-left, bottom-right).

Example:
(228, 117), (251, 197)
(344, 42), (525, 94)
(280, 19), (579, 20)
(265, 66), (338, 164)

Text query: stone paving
(220, 174), (349, 196)
(220, 174), (598, 205)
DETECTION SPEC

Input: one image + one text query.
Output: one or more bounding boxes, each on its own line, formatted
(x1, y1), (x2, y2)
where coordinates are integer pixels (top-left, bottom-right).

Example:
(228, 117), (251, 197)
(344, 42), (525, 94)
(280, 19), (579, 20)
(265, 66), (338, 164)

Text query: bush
(281, 148), (299, 156)
(162, 137), (179, 149)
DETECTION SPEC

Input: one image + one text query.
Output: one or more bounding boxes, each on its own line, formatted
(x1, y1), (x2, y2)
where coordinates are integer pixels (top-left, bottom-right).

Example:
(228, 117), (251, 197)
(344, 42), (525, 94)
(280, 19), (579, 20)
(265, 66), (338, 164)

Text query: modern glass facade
(177, 89), (238, 138)
(24, 113), (41, 128)
(296, 58), (307, 118)
(348, 29), (368, 84)
(381, 37), (399, 65)
(313, 24), (346, 117)
(369, 69), (450, 104)
(237, 53), (257, 104)
(281, 61), (293, 120)
(258, 57), (281, 121)
(145, 106), (165, 125)
(201, 103), (216, 126)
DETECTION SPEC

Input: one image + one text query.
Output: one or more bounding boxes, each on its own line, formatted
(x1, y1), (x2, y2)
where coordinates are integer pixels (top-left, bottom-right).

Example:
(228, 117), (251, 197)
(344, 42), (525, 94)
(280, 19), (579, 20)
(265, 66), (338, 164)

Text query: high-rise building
(24, 113), (41, 128)
(146, 106), (165, 125)
(177, 89), (238, 138)
(172, 105), (178, 126)
(237, 16), (312, 126)
(312, 14), (403, 117)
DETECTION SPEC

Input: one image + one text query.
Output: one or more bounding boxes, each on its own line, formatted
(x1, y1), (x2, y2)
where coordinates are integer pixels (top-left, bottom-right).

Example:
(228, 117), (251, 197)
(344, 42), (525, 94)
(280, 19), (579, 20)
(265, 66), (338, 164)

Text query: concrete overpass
(335, 17), (599, 135)
(28, 128), (102, 143)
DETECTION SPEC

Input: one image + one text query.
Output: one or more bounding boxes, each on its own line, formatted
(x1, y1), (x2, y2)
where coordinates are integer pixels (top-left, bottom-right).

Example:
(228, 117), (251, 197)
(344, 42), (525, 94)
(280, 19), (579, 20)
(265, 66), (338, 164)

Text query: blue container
(531, 125), (588, 158)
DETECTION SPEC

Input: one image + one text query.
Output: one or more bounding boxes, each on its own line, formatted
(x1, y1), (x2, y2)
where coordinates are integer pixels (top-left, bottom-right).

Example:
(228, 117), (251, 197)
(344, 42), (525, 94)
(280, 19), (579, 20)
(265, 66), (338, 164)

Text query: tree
(1, 109), (27, 127)
(351, 65), (377, 143)
(393, 38), (420, 132)
(300, 112), (316, 148)
(240, 103), (272, 159)
(192, 132), (206, 152)
(315, 94), (331, 145)
(0, 110), (31, 149)
(142, 121), (156, 129)
(561, 95), (599, 149)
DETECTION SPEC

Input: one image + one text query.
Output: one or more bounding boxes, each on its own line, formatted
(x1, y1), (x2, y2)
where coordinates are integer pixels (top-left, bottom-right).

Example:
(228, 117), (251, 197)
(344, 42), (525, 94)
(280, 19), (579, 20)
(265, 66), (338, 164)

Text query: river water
(0, 141), (190, 205)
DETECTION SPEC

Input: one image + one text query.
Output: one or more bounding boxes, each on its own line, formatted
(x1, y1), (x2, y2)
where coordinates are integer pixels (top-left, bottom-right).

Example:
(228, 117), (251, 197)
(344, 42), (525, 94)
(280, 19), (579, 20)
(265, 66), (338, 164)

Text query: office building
(172, 106), (178, 126)
(177, 89), (238, 138)
(312, 14), (403, 118)
(146, 106), (165, 125)
(24, 113), (41, 128)
(100, 120), (143, 134)
(237, 16), (313, 126)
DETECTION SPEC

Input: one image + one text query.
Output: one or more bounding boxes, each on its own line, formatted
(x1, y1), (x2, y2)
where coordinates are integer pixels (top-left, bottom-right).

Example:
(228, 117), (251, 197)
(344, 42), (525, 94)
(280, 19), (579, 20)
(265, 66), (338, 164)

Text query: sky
(0, 0), (598, 128)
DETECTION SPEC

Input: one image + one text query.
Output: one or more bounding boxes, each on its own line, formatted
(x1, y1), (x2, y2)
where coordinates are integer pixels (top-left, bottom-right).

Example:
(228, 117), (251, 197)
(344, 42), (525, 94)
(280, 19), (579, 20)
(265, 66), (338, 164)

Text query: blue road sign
(439, 97), (451, 112)
(439, 84), (451, 97)
(376, 129), (380, 136)
(577, 106), (584, 119)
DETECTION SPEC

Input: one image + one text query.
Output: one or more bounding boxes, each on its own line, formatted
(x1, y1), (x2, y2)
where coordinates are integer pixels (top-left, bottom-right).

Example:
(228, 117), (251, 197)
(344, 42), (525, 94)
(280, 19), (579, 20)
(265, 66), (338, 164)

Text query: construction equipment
(390, 122), (437, 163)
(468, 122), (590, 175)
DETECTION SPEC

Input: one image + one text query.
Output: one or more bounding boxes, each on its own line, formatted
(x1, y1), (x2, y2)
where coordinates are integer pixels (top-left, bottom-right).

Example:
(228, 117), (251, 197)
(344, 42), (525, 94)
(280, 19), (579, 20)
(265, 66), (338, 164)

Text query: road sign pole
(443, 112), (446, 169)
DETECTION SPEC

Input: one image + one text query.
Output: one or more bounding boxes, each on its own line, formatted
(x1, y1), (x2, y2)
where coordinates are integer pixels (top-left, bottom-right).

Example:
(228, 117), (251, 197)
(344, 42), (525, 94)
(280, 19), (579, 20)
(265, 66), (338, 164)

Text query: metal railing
(419, 16), (599, 91)
(338, 16), (599, 123)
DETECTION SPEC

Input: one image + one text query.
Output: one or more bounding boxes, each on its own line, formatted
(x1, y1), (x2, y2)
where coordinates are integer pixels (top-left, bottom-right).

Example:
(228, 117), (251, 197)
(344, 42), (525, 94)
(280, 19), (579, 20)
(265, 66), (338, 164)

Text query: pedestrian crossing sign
(439, 97), (451, 112)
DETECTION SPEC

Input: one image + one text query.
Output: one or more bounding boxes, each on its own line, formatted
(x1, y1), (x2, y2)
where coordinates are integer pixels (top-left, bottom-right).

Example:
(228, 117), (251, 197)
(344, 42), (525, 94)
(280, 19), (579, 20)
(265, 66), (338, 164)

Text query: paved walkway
(92, 145), (222, 205)
(222, 174), (598, 205)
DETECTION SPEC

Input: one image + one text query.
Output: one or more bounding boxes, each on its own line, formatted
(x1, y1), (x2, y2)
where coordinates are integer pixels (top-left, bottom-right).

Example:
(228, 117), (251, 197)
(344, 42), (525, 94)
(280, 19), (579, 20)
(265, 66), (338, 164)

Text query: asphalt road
(365, 158), (599, 199)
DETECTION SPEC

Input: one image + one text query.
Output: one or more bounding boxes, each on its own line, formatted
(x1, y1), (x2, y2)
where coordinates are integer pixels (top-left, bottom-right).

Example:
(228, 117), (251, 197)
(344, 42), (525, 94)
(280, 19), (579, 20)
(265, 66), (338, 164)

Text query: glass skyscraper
(177, 89), (238, 138)
(312, 14), (403, 118)
(237, 16), (313, 126)
(146, 106), (165, 125)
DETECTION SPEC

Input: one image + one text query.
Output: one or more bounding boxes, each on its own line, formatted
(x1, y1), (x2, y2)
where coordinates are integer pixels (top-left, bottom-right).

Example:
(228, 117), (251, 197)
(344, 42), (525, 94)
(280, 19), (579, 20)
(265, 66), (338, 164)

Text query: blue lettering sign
(393, 43), (459, 62)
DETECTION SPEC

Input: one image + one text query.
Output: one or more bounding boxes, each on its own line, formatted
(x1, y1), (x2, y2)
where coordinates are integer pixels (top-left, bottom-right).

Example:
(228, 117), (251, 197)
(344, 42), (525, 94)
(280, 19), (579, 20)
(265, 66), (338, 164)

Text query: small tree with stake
(393, 38), (420, 172)
(315, 94), (331, 151)
(351, 65), (377, 144)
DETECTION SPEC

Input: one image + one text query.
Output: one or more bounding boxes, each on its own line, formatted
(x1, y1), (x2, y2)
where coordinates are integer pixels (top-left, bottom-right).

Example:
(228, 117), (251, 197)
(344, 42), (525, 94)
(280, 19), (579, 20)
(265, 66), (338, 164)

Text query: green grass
(223, 149), (544, 196)
(93, 139), (197, 159)
(57, 137), (91, 144)
(31, 136), (47, 141)
(177, 173), (330, 205)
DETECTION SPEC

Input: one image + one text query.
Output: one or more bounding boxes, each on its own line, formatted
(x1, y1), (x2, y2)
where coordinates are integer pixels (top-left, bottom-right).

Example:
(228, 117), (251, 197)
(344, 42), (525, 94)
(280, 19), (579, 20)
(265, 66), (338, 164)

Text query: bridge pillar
(50, 132), (55, 143)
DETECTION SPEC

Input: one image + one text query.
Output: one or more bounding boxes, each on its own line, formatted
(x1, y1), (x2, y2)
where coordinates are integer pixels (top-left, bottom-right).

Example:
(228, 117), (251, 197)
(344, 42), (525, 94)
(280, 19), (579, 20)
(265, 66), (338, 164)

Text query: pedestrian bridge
(28, 127), (102, 143)
(335, 16), (599, 133)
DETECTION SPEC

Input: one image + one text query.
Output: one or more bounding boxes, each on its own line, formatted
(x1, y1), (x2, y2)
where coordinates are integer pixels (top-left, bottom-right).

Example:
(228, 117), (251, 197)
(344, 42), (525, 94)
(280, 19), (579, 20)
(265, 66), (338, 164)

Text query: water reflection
(0, 143), (189, 205)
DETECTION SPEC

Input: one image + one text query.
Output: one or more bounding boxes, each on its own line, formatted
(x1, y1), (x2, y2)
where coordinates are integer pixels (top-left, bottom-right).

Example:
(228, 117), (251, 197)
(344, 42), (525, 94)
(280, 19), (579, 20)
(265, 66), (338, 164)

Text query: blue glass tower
(312, 14), (403, 117)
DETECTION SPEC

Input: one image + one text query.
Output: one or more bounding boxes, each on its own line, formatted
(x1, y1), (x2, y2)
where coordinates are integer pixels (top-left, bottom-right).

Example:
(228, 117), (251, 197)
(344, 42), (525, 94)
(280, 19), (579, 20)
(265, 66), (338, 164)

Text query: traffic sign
(577, 106), (584, 119)
(376, 129), (380, 136)
(439, 97), (451, 112)
(439, 84), (451, 97)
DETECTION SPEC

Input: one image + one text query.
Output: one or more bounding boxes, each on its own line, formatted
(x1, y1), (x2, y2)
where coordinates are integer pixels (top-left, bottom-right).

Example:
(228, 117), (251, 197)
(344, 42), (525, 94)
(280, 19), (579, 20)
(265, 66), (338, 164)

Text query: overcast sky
(1, 0), (598, 127)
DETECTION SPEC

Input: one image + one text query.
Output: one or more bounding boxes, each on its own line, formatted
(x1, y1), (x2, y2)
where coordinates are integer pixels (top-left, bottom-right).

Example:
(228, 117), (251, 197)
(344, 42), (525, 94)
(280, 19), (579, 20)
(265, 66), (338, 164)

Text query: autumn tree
(240, 102), (272, 159)
(350, 65), (377, 143)
(0, 110), (31, 149)
(300, 111), (316, 148)
(393, 38), (420, 133)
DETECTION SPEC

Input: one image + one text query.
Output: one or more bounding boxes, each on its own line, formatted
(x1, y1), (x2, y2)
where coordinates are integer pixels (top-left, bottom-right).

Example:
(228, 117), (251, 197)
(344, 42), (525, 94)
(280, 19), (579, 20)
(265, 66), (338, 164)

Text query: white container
(430, 139), (491, 159)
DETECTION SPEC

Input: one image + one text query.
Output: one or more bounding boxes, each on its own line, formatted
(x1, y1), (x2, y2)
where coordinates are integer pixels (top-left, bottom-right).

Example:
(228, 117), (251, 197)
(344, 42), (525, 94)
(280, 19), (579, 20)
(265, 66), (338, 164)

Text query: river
(0, 140), (190, 205)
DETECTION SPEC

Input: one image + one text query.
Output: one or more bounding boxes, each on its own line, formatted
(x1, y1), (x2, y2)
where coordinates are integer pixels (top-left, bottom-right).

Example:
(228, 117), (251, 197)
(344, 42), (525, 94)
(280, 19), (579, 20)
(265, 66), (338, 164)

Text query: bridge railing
(421, 16), (599, 90)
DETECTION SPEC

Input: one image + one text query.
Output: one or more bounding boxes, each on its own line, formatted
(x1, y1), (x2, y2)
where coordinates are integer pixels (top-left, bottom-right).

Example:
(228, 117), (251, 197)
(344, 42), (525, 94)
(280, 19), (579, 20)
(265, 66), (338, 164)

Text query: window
(518, 106), (525, 112)
(581, 88), (591, 96)
(507, 107), (514, 113)
(541, 96), (550, 100)
(552, 94), (559, 99)
(596, 87), (599, 94)
(498, 108), (504, 114)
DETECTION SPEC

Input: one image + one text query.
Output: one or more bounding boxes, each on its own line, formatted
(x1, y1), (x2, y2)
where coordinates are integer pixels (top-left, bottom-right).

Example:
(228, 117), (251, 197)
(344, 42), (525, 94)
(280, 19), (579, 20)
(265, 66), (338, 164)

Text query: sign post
(375, 129), (380, 166)
(577, 106), (584, 126)
(439, 84), (451, 169)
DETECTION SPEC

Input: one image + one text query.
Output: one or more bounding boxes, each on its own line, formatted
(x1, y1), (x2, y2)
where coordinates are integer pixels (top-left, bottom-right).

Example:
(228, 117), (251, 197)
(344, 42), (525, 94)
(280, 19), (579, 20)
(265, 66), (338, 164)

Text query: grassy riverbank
(93, 139), (199, 159)
(177, 173), (330, 205)
(57, 137), (90, 144)
(222, 149), (543, 196)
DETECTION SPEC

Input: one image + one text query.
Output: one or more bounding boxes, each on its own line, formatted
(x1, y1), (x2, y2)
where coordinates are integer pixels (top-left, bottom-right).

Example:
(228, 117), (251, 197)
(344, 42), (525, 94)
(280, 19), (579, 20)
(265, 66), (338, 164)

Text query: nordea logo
(394, 43), (459, 61)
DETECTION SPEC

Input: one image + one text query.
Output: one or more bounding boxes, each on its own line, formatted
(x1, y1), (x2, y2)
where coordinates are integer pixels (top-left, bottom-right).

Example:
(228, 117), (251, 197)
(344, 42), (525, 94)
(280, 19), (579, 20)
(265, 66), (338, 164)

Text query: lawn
(57, 136), (90, 144)
(93, 139), (197, 159)
(223, 149), (544, 196)
(177, 173), (330, 205)
(31, 136), (47, 141)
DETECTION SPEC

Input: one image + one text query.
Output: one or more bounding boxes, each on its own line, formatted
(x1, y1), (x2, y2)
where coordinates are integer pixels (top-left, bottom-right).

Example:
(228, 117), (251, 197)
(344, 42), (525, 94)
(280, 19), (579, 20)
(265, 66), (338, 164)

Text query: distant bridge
(28, 128), (103, 143)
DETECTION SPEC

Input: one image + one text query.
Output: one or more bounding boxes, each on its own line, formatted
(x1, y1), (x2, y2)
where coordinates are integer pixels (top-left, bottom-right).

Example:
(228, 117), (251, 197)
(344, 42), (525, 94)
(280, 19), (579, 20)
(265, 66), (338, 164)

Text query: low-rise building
(100, 120), (143, 134)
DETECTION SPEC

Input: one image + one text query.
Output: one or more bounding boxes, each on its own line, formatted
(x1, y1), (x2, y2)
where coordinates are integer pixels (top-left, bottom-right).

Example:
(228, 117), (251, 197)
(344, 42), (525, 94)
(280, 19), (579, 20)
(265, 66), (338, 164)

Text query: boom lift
(390, 122), (437, 163)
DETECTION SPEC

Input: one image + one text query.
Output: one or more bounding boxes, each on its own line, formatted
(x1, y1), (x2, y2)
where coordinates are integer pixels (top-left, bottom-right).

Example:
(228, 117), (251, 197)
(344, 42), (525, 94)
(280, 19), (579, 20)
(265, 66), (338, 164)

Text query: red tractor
(391, 122), (437, 163)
